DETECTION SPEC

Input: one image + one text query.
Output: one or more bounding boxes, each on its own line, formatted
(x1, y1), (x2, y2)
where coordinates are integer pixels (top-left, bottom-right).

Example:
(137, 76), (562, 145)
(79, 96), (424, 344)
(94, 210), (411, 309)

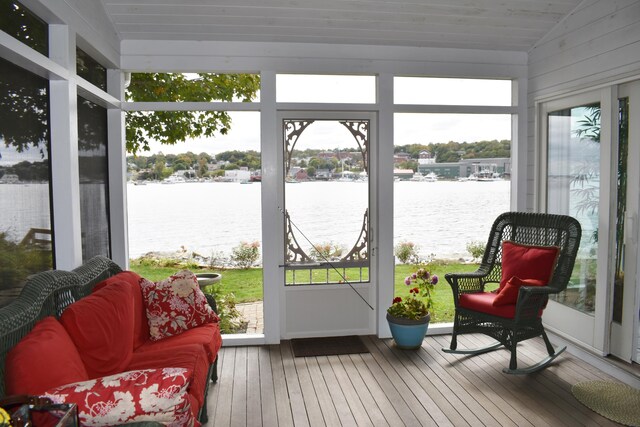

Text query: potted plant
(387, 267), (438, 349)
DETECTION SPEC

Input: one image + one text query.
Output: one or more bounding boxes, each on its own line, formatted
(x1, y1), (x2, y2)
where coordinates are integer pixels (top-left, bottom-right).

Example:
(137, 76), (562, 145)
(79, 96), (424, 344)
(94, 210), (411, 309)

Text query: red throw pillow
(500, 241), (559, 290)
(5, 317), (89, 395)
(140, 270), (219, 341)
(43, 368), (196, 427)
(493, 276), (546, 306)
(60, 281), (135, 378)
(94, 272), (151, 349)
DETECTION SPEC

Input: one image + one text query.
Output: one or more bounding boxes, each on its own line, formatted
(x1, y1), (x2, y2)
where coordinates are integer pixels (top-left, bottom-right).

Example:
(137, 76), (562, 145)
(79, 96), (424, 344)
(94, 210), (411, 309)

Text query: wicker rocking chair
(443, 212), (581, 374)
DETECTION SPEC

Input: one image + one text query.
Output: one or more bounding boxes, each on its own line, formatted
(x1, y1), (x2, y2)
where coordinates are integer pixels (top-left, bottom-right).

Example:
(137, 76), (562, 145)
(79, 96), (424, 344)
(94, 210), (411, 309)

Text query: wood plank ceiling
(100, 0), (584, 51)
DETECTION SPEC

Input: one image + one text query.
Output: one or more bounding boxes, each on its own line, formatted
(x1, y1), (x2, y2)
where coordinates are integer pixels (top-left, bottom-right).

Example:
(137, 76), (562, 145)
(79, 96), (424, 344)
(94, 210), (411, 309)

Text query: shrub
(394, 241), (419, 264)
(231, 241), (260, 269)
(310, 242), (343, 261)
(208, 250), (228, 269)
(466, 240), (485, 261)
(206, 285), (247, 334)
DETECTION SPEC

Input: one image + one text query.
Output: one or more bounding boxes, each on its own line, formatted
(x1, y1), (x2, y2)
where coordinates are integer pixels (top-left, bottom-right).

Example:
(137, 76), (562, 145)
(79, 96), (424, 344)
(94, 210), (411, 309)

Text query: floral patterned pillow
(140, 270), (219, 341)
(43, 368), (195, 427)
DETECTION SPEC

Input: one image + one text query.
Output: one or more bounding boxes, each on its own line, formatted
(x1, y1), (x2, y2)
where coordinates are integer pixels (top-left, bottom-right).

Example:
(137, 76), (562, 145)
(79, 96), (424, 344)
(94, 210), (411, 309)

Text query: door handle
(626, 212), (637, 244)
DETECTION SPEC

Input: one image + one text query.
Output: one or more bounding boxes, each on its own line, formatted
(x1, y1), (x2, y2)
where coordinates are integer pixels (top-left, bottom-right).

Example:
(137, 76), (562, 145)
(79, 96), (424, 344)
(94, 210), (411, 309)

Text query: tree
(153, 153), (166, 180)
(126, 73), (260, 154)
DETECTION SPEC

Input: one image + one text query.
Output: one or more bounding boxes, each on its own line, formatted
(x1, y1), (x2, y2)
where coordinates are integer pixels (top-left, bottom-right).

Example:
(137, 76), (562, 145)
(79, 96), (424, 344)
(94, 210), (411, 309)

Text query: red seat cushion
(127, 344), (211, 408)
(5, 317), (89, 395)
(60, 281), (135, 378)
(94, 271), (150, 348)
(459, 292), (517, 318)
(500, 241), (559, 290)
(135, 322), (222, 364)
(493, 276), (546, 306)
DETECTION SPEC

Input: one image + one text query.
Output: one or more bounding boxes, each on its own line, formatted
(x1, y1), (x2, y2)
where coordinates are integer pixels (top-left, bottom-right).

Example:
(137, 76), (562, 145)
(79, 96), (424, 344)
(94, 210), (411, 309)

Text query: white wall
(526, 0), (640, 209)
(526, 0), (640, 354)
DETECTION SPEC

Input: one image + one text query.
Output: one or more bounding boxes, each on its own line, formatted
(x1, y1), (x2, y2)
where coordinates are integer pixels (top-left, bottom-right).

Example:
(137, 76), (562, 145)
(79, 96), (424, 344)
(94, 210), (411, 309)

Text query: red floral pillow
(140, 270), (219, 341)
(43, 368), (195, 427)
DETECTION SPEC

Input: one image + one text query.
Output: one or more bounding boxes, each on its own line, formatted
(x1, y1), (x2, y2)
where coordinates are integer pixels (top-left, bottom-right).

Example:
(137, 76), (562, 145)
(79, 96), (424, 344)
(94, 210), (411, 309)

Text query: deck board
(258, 346), (278, 426)
(205, 334), (625, 426)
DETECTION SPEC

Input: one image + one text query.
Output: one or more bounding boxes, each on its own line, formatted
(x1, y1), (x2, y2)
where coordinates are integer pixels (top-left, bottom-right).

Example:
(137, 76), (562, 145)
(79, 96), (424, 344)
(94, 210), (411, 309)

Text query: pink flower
(404, 276), (412, 286)
(411, 273), (417, 280)
(431, 275), (438, 285)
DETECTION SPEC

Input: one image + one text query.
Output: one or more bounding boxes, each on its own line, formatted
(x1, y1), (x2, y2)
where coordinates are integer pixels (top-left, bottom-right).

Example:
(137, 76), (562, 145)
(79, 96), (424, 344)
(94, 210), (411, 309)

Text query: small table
(11, 402), (78, 427)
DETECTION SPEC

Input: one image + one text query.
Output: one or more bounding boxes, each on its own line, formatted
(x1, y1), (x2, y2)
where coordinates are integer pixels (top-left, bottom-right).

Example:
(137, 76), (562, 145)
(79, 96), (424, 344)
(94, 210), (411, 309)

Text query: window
(546, 103), (600, 313)
(78, 96), (111, 261)
(393, 113), (511, 323)
(283, 118), (370, 285)
(0, 57), (53, 307)
(76, 48), (107, 91)
(277, 74), (375, 103)
(0, 0), (48, 55)
(126, 73), (260, 102)
(394, 77), (511, 106)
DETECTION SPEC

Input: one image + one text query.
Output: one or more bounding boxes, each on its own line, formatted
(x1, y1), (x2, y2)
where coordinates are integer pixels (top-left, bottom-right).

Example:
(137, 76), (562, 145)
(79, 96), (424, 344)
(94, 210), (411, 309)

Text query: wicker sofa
(0, 256), (221, 426)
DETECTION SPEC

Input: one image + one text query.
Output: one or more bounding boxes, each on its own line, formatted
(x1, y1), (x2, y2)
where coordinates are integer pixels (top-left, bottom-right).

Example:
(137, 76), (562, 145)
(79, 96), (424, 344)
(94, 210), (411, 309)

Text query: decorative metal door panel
(282, 118), (370, 286)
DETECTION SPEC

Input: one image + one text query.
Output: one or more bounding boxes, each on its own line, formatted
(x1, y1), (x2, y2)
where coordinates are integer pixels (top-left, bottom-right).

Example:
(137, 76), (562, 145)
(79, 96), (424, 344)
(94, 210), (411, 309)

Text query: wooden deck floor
(205, 334), (621, 426)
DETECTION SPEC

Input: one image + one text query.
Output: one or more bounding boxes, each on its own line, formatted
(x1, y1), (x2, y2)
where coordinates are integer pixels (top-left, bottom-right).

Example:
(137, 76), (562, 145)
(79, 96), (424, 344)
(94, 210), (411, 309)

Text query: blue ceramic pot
(386, 312), (430, 349)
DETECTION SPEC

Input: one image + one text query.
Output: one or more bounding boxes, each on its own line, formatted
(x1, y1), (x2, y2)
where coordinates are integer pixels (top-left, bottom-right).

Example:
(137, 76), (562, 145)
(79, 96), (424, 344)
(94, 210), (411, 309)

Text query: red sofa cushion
(493, 276), (546, 306)
(500, 241), (559, 290)
(459, 292), (517, 318)
(127, 344), (211, 408)
(60, 281), (135, 378)
(94, 271), (150, 349)
(140, 271), (219, 341)
(136, 322), (222, 364)
(5, 317), (89, 395)
(43, 368), (196, 427)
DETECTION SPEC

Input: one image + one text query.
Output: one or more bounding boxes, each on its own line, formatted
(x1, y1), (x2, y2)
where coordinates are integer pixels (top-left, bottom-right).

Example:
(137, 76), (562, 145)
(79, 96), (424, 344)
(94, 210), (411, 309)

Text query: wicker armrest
(515, 285), (556, 321)
(445, 270), (489, 303)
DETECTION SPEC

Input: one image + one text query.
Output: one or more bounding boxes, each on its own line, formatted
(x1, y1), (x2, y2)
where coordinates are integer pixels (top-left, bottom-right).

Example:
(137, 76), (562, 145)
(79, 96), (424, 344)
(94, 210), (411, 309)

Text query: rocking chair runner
(443, 212), (581, 374)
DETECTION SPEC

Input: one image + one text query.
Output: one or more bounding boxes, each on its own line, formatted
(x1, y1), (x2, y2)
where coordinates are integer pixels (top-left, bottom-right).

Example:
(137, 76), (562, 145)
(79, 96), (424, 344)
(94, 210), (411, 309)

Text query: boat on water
(162, 175), (186, 184)
(464, 163), (501, 182)
(410, 172), (438, 182)
(424, 172), (438, 182)
(476, 170), (501, 181)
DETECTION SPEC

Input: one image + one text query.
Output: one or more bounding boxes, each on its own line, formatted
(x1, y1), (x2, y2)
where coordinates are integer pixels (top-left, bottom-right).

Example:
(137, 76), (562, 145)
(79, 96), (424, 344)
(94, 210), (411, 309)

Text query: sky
(1, 75), (512, 160)
(142, 75), (513, 156)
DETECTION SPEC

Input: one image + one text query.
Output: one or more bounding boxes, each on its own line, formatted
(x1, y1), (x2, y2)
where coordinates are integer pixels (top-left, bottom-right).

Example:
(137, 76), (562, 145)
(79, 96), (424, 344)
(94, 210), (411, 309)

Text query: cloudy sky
(0, 76), (513, 162)
(144, 75), (512, 156)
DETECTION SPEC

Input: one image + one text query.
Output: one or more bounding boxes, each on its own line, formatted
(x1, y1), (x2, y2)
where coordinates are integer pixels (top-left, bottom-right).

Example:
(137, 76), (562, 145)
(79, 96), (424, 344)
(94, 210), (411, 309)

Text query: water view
(127, 179), (510, 261)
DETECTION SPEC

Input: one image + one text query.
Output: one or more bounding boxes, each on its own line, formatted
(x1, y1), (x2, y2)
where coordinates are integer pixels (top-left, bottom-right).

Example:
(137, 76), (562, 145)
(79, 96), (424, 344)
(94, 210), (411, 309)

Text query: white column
(377, 73), (394, 337)
(107, 69), (129, 269)
(49, 24), (82, 269)
(512, 77), (528, 211)
(260, 70), (282, 344)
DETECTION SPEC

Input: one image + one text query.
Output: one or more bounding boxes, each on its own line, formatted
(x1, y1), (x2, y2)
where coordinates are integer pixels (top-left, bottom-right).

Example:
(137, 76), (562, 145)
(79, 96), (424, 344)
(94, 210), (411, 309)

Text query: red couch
(2, 256), (222, 426)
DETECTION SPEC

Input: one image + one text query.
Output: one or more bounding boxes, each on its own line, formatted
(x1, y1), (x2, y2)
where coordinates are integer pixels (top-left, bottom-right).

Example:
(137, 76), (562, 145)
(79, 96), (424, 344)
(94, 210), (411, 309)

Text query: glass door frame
(537, 88), (616, 354)
(610, 81), (640, 362)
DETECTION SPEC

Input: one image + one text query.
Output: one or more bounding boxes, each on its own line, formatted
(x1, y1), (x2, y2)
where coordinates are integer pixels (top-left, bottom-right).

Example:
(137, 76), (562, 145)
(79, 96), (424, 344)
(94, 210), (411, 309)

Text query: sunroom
(1, 0), (640, 424)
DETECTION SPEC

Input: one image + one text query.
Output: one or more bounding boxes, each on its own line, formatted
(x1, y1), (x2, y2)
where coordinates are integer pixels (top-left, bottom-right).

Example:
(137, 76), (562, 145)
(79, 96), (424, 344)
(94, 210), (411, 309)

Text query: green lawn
(129, 262), (264, 302)
(129, 260), (483, 323)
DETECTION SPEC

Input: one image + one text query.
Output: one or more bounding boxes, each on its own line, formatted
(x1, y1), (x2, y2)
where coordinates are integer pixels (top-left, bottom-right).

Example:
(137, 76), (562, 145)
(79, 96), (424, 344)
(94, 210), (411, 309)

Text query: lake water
(127, 180), (510, 261)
